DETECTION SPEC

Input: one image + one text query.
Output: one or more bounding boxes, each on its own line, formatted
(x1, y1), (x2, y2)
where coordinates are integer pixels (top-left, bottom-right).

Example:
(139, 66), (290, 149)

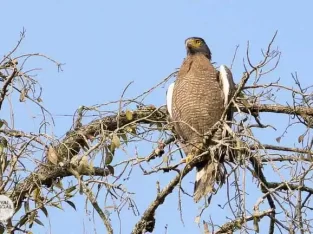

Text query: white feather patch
(196, 169), (205, 182)
(219, 65), (230, 106)
(166, 83), (175, 118)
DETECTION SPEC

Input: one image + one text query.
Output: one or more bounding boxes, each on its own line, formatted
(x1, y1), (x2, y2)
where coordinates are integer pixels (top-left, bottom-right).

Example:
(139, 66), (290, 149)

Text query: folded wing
(166, 82), (175, 118)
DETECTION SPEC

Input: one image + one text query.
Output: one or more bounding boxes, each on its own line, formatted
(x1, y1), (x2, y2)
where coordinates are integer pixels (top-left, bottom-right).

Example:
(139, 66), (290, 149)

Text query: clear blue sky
(2, 1), (313, 233)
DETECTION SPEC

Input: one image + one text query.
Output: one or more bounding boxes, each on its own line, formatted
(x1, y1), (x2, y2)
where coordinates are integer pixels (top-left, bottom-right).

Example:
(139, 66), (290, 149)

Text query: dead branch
(131, 158), (196, 234)
(215, 209), (274, 234)
(267, 182), (313, 194)
(0, 68), (18, 110)
(239, 104), (313, 117)
(10, 106), (167, 206)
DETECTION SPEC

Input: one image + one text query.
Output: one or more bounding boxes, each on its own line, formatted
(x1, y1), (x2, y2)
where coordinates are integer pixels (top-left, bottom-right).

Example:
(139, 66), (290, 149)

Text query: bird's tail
(193, 160), (225, 203)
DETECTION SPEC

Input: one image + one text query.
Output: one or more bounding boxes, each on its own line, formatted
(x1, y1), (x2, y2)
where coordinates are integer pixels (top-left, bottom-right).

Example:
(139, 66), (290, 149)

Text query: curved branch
(131, 164), (193, 234)
(268, 182), (313, 194)
(9, 102), (313, 232)
(0, 68), (18, 110)
(215, 209), (274, 234)
(11, 106), (168, 206)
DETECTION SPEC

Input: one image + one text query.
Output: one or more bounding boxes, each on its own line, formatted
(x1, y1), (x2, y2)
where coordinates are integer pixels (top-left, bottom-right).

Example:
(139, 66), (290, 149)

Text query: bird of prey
(167, 37), (235, 202)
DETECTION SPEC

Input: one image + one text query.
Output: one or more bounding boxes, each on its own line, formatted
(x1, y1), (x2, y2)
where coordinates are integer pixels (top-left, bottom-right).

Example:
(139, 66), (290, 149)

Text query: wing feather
(219, 65), (235, 107)
(166, 82), (175, 118)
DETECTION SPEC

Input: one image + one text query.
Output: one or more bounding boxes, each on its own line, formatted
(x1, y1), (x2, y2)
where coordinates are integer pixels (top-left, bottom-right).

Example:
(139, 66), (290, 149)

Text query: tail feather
(194, 161), (225, 203)
(179, 141), (229, 202)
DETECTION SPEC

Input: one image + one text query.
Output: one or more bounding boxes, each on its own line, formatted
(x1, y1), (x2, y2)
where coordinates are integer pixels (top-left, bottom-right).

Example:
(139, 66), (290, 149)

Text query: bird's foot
(181, 143), (203, 164)
(181, 153), (194, 164)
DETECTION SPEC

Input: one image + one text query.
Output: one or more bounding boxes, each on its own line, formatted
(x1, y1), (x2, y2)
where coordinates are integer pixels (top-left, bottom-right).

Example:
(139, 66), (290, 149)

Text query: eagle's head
(185, 37), (212, 60)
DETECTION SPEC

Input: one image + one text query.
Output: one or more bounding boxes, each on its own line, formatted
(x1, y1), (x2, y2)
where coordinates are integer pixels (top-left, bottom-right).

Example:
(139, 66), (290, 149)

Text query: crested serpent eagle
(167, 37), (235, 202)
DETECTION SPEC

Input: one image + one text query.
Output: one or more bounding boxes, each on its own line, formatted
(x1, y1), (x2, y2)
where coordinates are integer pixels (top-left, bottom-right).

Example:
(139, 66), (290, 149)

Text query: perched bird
(167, 37), (235, 202)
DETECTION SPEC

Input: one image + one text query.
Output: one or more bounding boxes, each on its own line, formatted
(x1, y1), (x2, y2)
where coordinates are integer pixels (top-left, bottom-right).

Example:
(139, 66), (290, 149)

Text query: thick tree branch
(8, 102), (313, 232)
(214, 209), (274, 234)
(268, 182), (313, 194)
(11, 106), (168, 206)
(250, 144), (313, 155)
(239, 104), (313, 117)
(11, 163), (112, 201)
(131, 163), (194, 234)
(132, 149), (218, 234)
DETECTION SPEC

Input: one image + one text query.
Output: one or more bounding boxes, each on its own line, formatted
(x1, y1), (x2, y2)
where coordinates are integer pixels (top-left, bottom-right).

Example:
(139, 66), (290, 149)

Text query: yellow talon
(181, 143), (203, 164)
(181, 153), (194, 164)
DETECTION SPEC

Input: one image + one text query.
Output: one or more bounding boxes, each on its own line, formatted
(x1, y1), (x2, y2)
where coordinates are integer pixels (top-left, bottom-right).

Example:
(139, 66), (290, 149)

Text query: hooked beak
(185, 39), (193, 49)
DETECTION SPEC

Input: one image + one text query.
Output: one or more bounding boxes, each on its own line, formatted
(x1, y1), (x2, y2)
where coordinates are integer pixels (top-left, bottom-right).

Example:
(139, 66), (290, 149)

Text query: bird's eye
(195, 40), (202, 46)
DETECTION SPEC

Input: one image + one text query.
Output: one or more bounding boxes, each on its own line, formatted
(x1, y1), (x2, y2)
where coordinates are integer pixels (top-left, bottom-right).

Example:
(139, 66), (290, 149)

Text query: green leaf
(24, 201), (30, 213)
(162, 155), (168, 163)
(47, 146), (59, 165)
(65, 194), (74, 199)
(28, 212), (36, 228)
(78, 156), (89, 173)
(0, 137), (8, 153)
(65, 201), (76, 211)
(18, 215), (28, 227)
(105, 152), (113, 165)
(0, 156), (7, 174)
(298, 134), (305, 143)
(19, 88), (27, 102)
(234, 220), (242, 229)
(126, 109), (133, 121)
(40, 207), (48, 218)
(109, 143), (115, 153)
(120, 133), (128, 145)
(34, 219), (44, 226)
(106, 165), (114, 175)
(51, 202), (63, 210)
(33, 187), (41, 202)
(112, 133), (120, 149)
(253, 216), (260, 233)
(125, 125), (137, 135)
(0, 120), (3, 129)
(65, 186), (77, 194)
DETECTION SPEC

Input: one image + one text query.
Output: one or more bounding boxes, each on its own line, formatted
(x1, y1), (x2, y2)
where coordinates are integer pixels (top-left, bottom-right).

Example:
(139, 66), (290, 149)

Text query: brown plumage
(170, 37), (233, 202)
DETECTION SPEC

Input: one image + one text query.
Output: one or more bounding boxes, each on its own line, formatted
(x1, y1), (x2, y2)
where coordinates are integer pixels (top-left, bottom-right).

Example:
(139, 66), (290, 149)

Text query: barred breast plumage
(172, 54), (224, 145)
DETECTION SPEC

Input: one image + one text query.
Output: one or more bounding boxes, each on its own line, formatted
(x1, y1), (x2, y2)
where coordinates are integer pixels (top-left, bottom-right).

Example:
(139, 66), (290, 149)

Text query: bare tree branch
(215, 209), (274, 234)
